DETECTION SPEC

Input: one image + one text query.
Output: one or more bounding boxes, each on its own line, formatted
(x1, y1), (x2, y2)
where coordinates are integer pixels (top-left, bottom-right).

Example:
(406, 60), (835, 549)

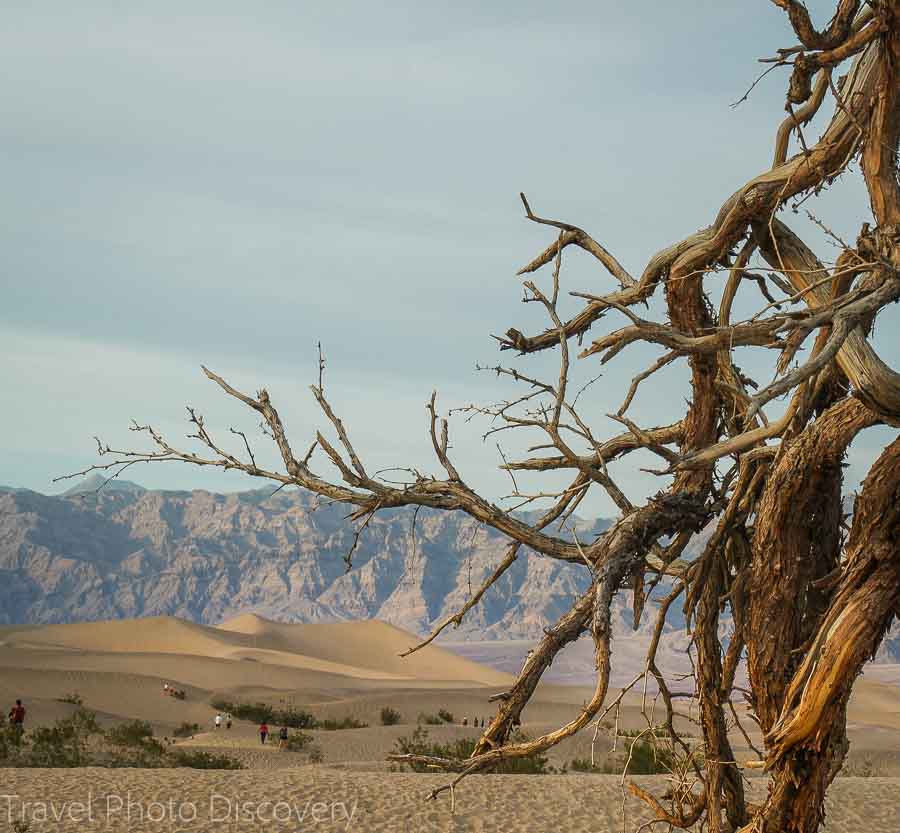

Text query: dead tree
(62, 2), (900, 831)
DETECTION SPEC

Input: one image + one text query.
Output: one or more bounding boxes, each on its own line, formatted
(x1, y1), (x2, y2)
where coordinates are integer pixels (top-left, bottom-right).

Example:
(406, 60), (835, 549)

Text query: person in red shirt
(8, 699), (25, 734)
(259, 722), (269, 745)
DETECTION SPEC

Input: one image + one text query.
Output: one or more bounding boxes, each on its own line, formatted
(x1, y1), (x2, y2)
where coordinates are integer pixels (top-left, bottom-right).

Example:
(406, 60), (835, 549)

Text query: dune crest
(217, 613), (511, 684)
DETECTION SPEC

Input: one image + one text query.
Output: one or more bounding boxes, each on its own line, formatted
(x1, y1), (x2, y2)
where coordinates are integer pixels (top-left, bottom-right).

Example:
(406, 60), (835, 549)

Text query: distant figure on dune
(279, 726), (289, 749)
(215, 713), (222, 730)
(8, 699), (25, 733)
(259, 722), (269, 744)
(163, 683), (169, 694)
(225, 714), (232, 730)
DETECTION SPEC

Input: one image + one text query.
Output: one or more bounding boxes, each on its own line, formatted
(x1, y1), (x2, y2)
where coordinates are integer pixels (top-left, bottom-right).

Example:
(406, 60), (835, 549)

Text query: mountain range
(1, 475), (896, 682)
(0, 475), (609, 638)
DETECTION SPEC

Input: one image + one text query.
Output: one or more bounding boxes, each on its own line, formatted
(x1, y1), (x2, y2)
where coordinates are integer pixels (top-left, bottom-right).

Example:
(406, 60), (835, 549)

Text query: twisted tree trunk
(744, 438), (900, 833)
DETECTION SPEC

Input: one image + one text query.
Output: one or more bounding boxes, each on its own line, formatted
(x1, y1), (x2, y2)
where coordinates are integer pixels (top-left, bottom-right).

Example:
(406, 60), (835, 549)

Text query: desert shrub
(107, 746), (168, 768)
(210, 698), (273, 723)
(392, 727), (551, 774)
(106, 719), (155, 747)
(568, 727), (700, 776)
(57, 691), (84, 706)
(624, 736), (677, 774)
(319, 716), (368, 731)
(210, 698), (318, 729)
(392, 724), (432, 768)
(284, 731), (314, 752)
(492, 731), (552, 775)
(380, 706), (402, 726)
(603, 734), (703, 776)
(27, 709), (101, 767)
(840, 756), (883, 777)
(417, 712), (444, 725)
(570, 756), (602, 772)
(620, 727), (670, 739)
(0, 724), (25, 763)
(571, 749), (667, 775)
(104, 719), (167, 766)
(173, 722), (200, 738)
(1, 711), (245, 770)
(280, 709), (320, 729)
(437, 709), (454, 724)
(267, 708), (317, 729)
(168, 749), (243, 770)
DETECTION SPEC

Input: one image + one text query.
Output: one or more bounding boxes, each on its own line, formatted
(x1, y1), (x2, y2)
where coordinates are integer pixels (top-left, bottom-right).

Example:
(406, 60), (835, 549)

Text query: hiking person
(214, 713), (222, 730)
(259, 722), (269, 744)
(279, 726), (289, 749)
(225, 714), (232, 730)
(9, 700), (25, 733)
(462, 716), (468, 727)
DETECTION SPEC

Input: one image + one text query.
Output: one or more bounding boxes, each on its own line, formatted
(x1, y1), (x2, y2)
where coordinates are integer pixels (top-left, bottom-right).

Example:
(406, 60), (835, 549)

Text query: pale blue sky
(2, 1), (894, 514)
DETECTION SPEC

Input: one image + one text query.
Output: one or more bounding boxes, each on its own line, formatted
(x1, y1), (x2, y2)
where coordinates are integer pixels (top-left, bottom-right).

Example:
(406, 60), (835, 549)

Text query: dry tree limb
(741, 278), (900, 423)
(694, 543), (747, 831)
(517, 192), (636, 288)
(399, 542), (519, 657)
(773, 68), (832, 166)
(504, 422), (684, 473)
(618, 351), (682, 417)
(501, 229), (712, 353)
(643, 579), (701, 777)
(754, 219), (900, 424)
(504, 26), (882, 359)
(784, 16), (884, 105)
(627, 782), (706, 829)
(395, 507), (707, 792)
(771, 0), (861, 52)
(400, 471), (591, 657)
(579, 308), (786, 363)
(463, 491), (709, 758)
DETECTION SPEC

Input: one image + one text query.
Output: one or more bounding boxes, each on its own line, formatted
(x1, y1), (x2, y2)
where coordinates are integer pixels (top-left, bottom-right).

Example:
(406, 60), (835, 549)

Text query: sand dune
(0, 615), (511, 687)
(0, 614), (519, 745)
(218, 613), (510, 684)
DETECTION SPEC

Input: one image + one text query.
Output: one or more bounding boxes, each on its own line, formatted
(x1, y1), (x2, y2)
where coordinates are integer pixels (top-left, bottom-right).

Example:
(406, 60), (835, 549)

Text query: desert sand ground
(1, 615), (900, 832)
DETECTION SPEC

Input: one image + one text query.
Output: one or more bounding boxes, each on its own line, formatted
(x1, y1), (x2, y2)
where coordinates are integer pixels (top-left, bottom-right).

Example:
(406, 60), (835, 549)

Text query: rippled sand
(3, 767), (899, 832)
